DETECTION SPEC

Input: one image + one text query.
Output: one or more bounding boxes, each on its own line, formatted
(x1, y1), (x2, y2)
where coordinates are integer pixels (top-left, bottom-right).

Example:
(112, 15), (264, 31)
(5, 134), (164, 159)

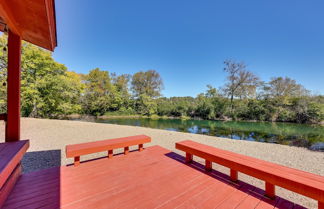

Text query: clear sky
(53, 0), (324, 97)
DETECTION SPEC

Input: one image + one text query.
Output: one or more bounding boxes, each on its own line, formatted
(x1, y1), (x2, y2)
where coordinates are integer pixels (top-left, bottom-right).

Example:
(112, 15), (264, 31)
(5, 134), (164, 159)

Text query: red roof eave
(0, 0), (57, 51)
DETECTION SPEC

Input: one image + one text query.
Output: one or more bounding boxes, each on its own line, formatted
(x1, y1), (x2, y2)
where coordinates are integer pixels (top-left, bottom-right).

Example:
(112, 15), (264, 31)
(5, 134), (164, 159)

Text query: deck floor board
(3, 145), (303, 209)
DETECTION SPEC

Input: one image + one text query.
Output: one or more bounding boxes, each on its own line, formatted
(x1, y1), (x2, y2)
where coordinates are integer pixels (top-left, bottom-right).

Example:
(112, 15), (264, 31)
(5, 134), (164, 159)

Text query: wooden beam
(5, 30), (21, 142)
(0, 0), (21, 35)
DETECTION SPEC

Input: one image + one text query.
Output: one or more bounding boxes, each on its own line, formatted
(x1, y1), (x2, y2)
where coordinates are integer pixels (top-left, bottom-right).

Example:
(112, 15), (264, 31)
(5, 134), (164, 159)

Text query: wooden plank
(176, 140), (324, 203)
(66, 135), (151, 158)
(0, 164), (21, 208)
(0, 140), (29, 188)
(3, 145), (307, 209)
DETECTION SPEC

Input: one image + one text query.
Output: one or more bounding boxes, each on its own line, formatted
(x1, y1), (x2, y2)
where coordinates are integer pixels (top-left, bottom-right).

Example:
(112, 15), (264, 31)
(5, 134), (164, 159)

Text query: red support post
(138, 144), (143, 152)
(265, 182), (276, 199)
(230, 169), (238, 182)
(205, 160), (212, 171)
(124, 147), (129, 155)
(319, 201), (324, 209)
(5, 30), (21, 142)
(74, 156), (80, 166)
(185, 153), (193, 163)
(108, 150), (113, 158)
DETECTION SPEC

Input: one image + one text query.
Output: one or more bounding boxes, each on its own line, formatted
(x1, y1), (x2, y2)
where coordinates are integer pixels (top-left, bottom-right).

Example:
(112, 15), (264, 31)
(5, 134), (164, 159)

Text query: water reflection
(94, 118), (324, 150)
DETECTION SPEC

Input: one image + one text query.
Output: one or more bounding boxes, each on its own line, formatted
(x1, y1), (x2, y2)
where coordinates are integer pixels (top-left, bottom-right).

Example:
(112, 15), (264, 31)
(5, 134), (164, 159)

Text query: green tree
(131, 70), (163, 98)
(266, 77), (308, 98)
(222, 60), (260, 113)
(82, 68), (113, 115)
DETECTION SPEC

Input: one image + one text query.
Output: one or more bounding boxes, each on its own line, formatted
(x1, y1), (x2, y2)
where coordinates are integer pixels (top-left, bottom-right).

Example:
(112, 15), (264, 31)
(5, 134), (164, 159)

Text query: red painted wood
(0, 140), (29, 188)
(66, 135), (151, 158)
(185, 153), (192, 163)
(205, 159), (212, 171)
(138, 144), (143, 151)
(230, 169), (238, 182)
(0, 0), (57, 51)
(0, 164), (21, 208)
(74, 156), (80, 166)
(108, 150), (113, 158)
(5, 30), (21, 142)
(124, 146), (129, 155)
(319, 201), (324, 209)
(265, 182), (275, 199)
(3, 146), (302, 208)
(176, 140), (324, 204)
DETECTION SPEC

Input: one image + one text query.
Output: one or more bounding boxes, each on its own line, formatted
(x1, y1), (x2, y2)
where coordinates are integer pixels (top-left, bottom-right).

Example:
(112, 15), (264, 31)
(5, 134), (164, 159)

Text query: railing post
(108, 150), (113, 158)
(74, 156), (80, 166)
(318, 201), (324, 209)
(124, 147), (129, 155)
(230, 169), (238, 182)
(185, 153), (193, 163)
(139, 144), (143, 151)
(265, 182), (275, 199)
(205, 160), (212, 171)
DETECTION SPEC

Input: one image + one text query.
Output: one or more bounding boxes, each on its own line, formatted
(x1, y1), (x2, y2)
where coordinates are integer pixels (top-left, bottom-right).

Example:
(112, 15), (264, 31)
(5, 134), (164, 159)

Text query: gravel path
(0, 118), (323, 208)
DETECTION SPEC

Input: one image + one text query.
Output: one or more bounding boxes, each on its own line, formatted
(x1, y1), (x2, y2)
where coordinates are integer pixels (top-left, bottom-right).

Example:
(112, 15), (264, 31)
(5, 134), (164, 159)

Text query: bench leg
(185, 153), (193, 163)
(74, 156), (80, 166)
(319, 201), (324, 209)
(265, 182), (275, 199)
(230, 169), (238, 182)
(124, 147), (129, 155)
(205, 160), (212, 171)
(139, 144), (143, 152)
(108, 150), (113, 158)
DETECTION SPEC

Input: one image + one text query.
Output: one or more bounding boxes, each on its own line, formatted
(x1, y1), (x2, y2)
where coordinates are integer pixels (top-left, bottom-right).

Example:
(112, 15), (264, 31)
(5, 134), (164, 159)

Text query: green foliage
(0, 35), (81, 118)
(0, 34), (322, 124)
(131, 70), (163, 98)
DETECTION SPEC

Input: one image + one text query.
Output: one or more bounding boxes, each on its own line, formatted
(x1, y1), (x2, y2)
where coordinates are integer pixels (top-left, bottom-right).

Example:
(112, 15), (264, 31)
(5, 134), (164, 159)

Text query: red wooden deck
(3, 146), (305, 209)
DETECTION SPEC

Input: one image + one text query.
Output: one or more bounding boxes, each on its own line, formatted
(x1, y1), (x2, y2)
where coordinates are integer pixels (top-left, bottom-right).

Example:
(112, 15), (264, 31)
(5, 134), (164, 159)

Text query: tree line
(0, 35), (323, 124)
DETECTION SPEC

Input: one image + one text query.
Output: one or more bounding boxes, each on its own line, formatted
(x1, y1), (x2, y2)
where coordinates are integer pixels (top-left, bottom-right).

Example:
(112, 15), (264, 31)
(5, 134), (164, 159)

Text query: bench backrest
(66, 135), (151, 166)
(176, 140), (324, 208)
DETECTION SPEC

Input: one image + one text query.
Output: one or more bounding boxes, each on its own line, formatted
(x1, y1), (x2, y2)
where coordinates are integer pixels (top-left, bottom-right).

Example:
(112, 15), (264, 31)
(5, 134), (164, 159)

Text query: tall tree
(1, 34), (81, 117)
(82, 68), (113, 115)
(267, 77), (308, 98)
(110, 73), (132, 111)
(222, 60), (260, 111)
(131, 70), (163, 98)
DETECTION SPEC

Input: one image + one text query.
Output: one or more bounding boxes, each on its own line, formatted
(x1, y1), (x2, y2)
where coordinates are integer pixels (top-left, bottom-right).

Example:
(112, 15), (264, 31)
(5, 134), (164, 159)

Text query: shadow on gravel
(21, 150), (61, 173)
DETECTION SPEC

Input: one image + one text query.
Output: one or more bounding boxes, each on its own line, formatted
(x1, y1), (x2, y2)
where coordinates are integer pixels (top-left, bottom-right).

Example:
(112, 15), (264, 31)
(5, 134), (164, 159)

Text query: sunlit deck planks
(3, 146), (304, 209)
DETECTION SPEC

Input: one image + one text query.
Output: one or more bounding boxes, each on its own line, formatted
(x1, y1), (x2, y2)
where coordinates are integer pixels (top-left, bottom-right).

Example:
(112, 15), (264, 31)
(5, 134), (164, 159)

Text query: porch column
(5, 30), (21, 142)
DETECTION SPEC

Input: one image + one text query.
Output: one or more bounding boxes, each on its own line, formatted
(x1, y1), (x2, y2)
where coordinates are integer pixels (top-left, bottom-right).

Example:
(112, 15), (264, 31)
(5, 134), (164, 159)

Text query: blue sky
(53, 0), (324, 97)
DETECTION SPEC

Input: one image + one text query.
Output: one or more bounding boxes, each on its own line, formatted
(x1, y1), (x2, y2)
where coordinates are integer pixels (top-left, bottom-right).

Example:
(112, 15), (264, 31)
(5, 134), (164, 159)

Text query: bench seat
(176, 140), (324, 209)
(0, 140), (29, 207)
(66, 135), (151, 166)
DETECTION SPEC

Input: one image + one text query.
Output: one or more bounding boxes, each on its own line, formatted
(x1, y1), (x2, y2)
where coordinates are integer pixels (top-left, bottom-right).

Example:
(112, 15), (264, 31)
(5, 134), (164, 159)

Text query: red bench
(176, 140), (324, 209)
(0, 140), (29, 208)
(66, 135), (151, 166)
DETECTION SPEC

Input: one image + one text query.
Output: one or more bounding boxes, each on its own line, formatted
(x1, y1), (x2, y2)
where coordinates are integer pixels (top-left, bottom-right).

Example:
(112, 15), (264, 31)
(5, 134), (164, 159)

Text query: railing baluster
(139, 144), (143, 151)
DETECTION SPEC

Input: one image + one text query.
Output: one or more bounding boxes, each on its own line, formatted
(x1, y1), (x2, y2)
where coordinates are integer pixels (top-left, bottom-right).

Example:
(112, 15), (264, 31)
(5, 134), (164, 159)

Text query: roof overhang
(0, 0), (57, 51)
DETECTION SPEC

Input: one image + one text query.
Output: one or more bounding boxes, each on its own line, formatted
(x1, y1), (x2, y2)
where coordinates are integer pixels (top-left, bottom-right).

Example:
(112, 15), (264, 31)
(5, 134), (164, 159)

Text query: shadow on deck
(3, 146), (306, 209)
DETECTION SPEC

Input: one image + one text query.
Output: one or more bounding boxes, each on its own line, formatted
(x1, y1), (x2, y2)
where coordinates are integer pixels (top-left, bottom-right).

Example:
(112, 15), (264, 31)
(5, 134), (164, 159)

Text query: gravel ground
(0, 118), (323, 208)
